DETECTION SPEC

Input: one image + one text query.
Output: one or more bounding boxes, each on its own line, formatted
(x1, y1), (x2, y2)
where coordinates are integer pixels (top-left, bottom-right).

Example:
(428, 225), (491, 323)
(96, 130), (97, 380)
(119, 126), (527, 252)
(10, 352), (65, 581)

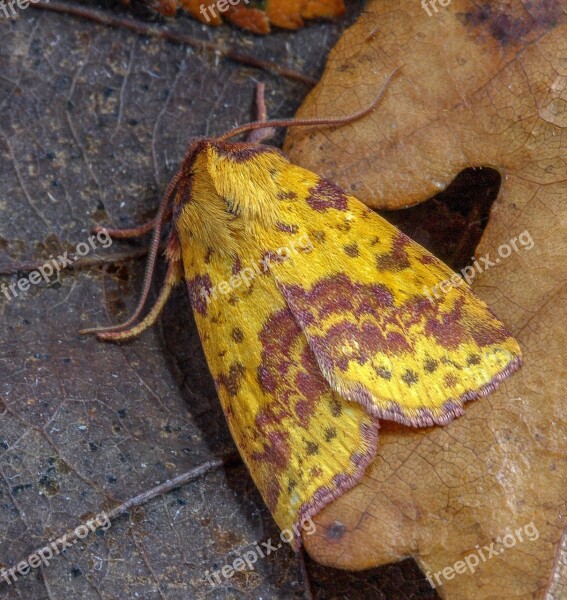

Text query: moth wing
(182, 242), (378, 540)
(268, 170), (522, 426)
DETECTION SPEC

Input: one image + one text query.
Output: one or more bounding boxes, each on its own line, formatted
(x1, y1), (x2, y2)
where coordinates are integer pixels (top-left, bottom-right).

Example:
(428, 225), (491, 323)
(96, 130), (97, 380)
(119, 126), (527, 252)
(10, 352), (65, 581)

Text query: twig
(106, 454), (238, 521)
(29, 1), (317, 86)
(0, 454), (239, 580)
(0, 248), (150, 276)
(297, 547), (314, 600)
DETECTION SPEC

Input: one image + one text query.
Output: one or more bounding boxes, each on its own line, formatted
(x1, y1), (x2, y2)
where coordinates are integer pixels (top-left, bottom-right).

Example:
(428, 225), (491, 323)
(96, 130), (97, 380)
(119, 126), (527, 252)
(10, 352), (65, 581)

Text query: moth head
(173, 139), (285, 256)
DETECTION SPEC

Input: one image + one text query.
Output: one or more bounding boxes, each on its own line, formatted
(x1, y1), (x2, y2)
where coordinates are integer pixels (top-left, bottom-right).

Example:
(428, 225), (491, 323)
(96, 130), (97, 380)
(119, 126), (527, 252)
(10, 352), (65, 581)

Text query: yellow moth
(83, 75), (521, 546)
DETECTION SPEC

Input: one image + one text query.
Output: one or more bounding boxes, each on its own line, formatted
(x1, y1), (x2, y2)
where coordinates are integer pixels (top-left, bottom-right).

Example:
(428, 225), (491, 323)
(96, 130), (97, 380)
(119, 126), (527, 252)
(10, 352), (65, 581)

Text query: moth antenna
(93, 259), (182, 342)
(217, 67), (401, 142)
(80, 169), (182, 336)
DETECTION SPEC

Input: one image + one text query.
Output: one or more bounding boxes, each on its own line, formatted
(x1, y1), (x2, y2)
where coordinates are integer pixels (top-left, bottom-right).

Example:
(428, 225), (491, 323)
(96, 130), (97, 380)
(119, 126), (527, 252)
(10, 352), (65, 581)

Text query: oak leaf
(285, 1), (567, 598)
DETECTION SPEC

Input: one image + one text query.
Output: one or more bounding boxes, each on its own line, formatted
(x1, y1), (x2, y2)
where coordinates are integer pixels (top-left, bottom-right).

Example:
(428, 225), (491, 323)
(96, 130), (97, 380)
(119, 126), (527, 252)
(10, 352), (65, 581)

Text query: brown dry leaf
(223, 3), (271, 35)
(129, 0), (345, 33)
(285, 1), (567, 598)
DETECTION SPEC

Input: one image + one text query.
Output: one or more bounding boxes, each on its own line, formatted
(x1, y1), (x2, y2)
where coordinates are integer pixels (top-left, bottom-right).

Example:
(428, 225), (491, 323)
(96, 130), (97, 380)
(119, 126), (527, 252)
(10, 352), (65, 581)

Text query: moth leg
(92, 205), (173, 239)
(247, 82), (276, 144)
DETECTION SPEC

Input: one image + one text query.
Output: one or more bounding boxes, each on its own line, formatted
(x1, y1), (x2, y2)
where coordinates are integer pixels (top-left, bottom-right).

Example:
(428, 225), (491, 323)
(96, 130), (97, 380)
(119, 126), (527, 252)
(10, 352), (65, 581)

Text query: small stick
(0, 248), (150, 276)
(29, 1), (317, 86)
(297, 548), (314, 600)
(106, 454), (238, 521)
(247, 83), (277, 144)
(0, 454), (239, 579)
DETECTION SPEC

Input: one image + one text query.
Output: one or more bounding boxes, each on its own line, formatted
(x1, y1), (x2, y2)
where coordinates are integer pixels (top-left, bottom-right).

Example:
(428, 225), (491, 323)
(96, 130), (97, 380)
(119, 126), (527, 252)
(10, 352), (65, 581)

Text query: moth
(83, 75), (521, 546)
